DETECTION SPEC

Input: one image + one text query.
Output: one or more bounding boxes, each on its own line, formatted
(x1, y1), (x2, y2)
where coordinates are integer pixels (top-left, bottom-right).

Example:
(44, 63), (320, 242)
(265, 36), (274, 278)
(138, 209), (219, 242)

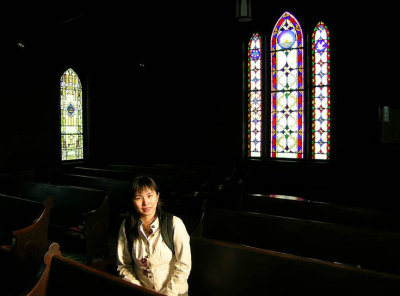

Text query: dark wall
(88, 2), (241, 164)
(0, 2), (398, 207)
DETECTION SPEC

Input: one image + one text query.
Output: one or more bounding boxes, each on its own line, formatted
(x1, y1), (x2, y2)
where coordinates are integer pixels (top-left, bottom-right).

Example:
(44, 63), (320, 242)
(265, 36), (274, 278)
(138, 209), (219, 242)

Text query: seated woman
(116, 176), (191, 296)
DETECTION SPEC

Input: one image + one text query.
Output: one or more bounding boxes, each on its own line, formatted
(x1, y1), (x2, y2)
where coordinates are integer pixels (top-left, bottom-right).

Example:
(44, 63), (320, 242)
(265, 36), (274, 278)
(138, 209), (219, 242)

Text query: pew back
(241, 193), (400, 232)
(46, 256), (162, 296)
(0, 178), (108, 229)
(70, 163), (213, 197)
(189, 236), (400, 295)
(68, 166), (134, 180)
(200, 207), (400, 275)
(25, 243), (162, 296)
(68, 166), (184, 196)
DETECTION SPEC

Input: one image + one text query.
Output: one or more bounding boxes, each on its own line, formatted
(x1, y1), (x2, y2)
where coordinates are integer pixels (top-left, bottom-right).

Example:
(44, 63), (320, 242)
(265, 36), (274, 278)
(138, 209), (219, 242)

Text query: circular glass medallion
(278, 30), (296, 49)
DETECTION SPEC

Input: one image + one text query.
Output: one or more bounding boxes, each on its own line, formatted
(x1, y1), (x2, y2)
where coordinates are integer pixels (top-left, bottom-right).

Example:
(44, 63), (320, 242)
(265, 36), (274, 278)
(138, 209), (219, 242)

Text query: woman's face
(132, 186), (159, 219)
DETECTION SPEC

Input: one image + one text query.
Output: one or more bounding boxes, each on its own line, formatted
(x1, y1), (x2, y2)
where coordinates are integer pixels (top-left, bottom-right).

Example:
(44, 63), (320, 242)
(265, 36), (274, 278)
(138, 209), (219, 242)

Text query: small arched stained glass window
(270, 11), (304, 159)
(60, 68), (83, 161)
(312, 22), (330, 160)
(248, 33), (262, 157)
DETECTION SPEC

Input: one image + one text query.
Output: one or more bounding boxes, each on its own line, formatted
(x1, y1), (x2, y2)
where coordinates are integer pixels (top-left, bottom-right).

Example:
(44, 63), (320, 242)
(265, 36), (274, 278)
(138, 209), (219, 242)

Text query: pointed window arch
(60, 68), (83, 161)
(248, 33), (263, 157)
(270, 12), (304, 159)
(312, 22), (331, 160)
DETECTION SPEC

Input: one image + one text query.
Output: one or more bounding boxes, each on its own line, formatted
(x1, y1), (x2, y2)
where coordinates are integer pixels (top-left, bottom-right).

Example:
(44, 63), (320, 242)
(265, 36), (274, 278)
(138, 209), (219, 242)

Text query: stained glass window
(312, 22), (330, 160)
(270, 12), (304, 159)
(60, 68), (83, 161)
(248, 33), (262, 157)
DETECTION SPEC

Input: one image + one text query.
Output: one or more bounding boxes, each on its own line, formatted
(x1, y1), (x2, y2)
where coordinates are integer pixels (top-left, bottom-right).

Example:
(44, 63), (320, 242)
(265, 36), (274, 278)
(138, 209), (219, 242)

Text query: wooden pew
(24, 242), (163, 296)
(38, 172), (205, 237)
(189, 236), (400, 295)
(160, 193), (207, 235)
(70, 163), (215, 197)
(206, 176), (243, 210)
(37, 173), (132, 236)
(180, 163), (219, 196)
(109, 162), (219, 196)
(67, 166), (185, 197)
(0, 178), (109, 264)
(67, 166), (135, 181)
(198, 207), (400, 275)
(236, 160), (335, 202)
(0, 194), (51, 295)
(52, 163), (211, 237)
(107, 163), (181, 175)
(240, 193), (400, 232)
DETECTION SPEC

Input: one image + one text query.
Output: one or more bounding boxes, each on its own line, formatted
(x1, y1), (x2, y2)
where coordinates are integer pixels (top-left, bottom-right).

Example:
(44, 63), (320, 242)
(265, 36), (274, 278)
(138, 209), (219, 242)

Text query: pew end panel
(81, 193), (111, 263)
(25, 242), (62, 296)
(12, 197), (52, 283)
(0, 194), (52, 292)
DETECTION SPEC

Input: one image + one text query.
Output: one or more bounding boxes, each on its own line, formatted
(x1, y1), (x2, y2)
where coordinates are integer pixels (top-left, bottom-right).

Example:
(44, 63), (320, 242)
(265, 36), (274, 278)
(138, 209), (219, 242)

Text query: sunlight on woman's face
(132, 187), (159, 219)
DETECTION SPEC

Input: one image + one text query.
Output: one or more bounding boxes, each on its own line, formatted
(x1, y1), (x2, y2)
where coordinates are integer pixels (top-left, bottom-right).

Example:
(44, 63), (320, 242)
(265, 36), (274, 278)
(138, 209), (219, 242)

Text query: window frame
(60, 67), (86, 163)
(243, 13), (331, 163)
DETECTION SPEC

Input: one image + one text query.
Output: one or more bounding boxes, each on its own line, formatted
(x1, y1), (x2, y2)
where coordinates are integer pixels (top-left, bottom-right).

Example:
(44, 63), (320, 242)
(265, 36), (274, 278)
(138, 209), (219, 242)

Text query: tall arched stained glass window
(248, 33), (262, 157)
(270, 12), (304, 159)
(60, 68), (83, 161)
(312, 22), (330, 160)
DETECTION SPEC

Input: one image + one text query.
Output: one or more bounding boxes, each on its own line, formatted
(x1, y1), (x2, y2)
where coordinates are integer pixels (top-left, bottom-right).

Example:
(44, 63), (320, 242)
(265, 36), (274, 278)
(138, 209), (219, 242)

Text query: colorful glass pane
(270, 12), (304, 159)
(60, 68), (83, 161)
(312, 22), (330, 160)
(248, 33), (262, 157)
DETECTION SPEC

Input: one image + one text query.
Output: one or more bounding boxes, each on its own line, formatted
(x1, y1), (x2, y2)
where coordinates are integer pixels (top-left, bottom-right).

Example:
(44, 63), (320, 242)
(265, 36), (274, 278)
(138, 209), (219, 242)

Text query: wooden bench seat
(198, 207), (400, 275)
(241, 193), (400, 232)
(0, 194), (51, 295)
(24, 243), (163, 296)
(0, 177), (109, 264)
(189, 236), (400, 295)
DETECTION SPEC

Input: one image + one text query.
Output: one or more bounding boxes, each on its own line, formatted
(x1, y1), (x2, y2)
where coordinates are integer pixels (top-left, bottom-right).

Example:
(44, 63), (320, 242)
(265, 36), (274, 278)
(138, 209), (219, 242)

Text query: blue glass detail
(315, 40), (327, 52)
(67, 103), (75, 117)
(252, 77), (260, 85)
(250, 49), (261, 60)
(278, 30), (296, 49)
